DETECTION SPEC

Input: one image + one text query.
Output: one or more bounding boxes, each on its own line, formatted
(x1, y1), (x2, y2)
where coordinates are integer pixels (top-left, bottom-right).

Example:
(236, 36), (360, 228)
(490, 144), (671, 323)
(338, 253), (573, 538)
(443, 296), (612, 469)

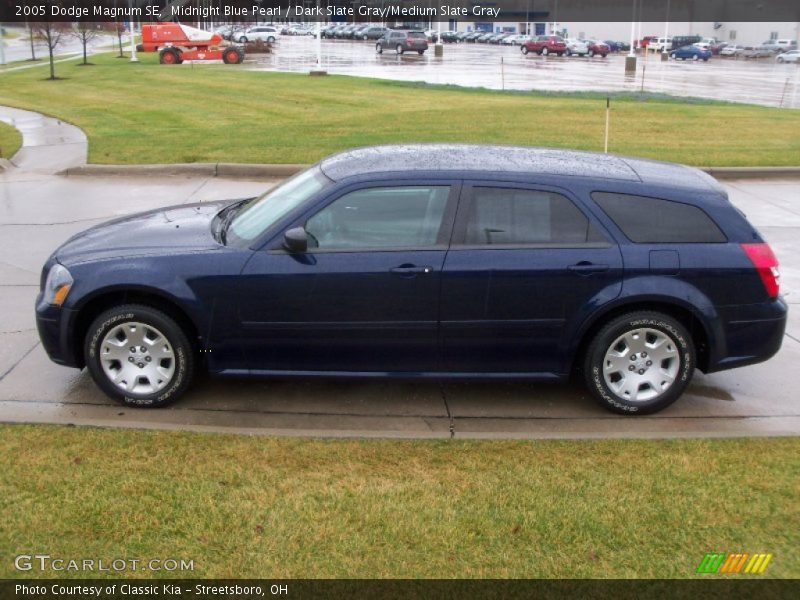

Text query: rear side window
(408, 32), (426, 39)
(462, 188), (607, 246)
(592, 192), (726, 243)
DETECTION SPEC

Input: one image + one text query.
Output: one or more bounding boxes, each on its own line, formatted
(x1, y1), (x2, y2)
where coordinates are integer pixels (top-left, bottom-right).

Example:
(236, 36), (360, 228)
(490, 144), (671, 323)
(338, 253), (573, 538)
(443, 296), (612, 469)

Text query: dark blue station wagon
(35, 145), (786, 414)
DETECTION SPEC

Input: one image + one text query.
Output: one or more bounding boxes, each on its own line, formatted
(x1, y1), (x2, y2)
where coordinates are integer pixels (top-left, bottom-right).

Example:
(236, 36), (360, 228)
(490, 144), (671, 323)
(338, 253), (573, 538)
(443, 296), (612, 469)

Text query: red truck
(521, 35), (567, 56)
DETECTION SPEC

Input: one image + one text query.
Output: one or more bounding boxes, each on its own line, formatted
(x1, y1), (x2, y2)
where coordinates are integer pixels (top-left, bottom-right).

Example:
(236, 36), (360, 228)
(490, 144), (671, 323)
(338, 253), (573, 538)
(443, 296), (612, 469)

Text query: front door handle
(568, 261), (609, 275)
(390, 264), (434, 278)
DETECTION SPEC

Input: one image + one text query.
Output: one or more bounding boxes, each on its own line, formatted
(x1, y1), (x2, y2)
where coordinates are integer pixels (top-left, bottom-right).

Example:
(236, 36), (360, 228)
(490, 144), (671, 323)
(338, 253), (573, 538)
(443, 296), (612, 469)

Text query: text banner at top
(1, 0), (799, 24)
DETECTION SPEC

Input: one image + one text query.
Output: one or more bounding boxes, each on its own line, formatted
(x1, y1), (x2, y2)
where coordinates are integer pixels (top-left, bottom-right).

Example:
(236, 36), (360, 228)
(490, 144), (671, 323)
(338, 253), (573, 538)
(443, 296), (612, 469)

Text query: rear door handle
(568, 261), (609, 275)
(390, 264), (434, 277)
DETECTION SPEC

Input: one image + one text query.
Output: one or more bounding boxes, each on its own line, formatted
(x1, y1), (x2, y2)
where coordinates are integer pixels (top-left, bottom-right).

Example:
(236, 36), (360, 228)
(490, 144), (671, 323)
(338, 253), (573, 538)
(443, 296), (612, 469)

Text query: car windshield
(226, 166), (332, 246)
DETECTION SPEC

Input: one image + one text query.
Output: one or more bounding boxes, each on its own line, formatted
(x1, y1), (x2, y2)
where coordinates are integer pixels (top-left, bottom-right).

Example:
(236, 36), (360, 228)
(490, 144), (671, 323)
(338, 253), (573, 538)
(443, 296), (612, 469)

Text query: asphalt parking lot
(1, 106), (798, 439)
(253, 36), (800, 108)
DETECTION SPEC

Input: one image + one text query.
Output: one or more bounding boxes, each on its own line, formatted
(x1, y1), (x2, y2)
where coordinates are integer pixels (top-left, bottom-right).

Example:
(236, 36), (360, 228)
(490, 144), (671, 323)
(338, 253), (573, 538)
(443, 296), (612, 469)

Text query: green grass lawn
(1, 424), (798, 579)
(0, 52), (797, 166)
(0, 120), (21, 159)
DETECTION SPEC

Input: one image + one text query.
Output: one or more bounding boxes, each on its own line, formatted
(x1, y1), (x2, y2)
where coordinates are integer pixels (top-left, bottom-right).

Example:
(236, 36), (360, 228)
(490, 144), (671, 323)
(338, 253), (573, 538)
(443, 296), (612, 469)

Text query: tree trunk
(48, 38), (55, 79)
(28, 22), (36, 61)
(83, 35), (88, 64)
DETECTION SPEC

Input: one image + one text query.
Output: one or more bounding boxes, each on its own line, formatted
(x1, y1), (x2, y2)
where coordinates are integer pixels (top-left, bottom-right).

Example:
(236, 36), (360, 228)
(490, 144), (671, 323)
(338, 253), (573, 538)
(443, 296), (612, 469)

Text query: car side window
(460, 187), (606, 246)
(305, 186), (450, 250)
(591, 192), (727, 243)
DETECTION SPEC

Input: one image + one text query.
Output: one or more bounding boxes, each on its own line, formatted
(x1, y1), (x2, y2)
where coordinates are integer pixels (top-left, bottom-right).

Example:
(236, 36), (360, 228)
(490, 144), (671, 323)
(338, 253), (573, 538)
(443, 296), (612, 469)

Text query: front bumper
(706, 297), (788, 373)
(35, 292), (82, 368)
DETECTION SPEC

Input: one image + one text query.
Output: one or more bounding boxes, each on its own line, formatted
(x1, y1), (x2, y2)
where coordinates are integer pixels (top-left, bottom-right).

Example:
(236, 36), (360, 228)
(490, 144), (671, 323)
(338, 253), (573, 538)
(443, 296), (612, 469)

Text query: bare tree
(30, 22), (70, 80)
(71, 22), (102, 65)
(115, 21), (125, 58)
(26, 20), (38, 61)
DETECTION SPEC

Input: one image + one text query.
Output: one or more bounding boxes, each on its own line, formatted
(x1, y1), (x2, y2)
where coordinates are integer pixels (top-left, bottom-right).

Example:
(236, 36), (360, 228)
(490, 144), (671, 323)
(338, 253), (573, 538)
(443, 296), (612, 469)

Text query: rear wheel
(418, 50), (424, 55)
(521, 46), (529, 55)
(238, 36), (248, 43)
(222, 46), (244, 64)
(542, 47), (549, 55)
(84, 304), (195, 408)
(670, 52), (677, 59)
(158, 48), (182, 65)
(268, 36), (276, 43)
(376, 43), (382, 54)
(584, 311), (694, 415)
(396, 44), (404, 54)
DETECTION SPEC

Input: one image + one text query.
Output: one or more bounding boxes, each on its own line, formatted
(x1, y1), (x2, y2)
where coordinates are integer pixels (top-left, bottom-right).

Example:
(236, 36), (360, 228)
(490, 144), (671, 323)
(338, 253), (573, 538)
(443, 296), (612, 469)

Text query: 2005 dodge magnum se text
(35, 146), (787, 414)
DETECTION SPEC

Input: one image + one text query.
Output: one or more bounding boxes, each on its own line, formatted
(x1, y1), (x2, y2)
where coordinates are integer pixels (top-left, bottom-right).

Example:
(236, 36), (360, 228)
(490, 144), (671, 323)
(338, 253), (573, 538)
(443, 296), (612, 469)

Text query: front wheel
(396, 44), (404, 54)
(84, 304), (195, 408)
(376, 43), (382, 54)
(541, 47), (549, 56)
(418, 50), (424, 55)
(584, 311), (694, 415)
(222, 47), (244, 64)
(521, 46), (529, 55)
(267, 36), (276, 43)
(670, 53), (676, 59)
(238, 36), (248, 43)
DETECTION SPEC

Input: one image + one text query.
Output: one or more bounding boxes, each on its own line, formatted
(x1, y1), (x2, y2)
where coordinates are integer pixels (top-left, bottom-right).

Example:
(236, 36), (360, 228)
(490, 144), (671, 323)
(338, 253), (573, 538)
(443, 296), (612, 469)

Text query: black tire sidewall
(84, 305), (194, 408)
(584, 312), (694, 415)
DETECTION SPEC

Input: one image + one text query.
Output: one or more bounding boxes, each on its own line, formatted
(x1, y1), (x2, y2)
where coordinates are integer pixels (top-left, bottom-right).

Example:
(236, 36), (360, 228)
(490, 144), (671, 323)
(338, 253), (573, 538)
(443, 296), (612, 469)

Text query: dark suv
(36, 145), (785, 414)
(376, 30), (428, 55)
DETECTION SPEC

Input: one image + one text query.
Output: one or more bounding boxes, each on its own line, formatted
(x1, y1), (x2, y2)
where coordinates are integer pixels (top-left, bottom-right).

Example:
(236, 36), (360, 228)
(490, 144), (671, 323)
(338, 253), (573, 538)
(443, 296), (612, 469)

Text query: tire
(588, 50), (594, 57)
(158, 48), (181, 65)
(703, 57), (709, 62)
(670, 52), (676, 59)
(238, 36), (248, 43)
(362, 35), (368, 40)
(565, 49), (571, 56)
(583, 311), (695, 415)
(84, 304), (195, 408)
(376, 43), (382, 54)
(396, 44), (404, 55)
(418, 50), (424, 55)
(268, 36), (276, 43)
(601, 53), (607, 57)
(692, 54), (698, 61)
(777, 57), (784, 63)
(542, 47), (549, 56)
(222, 47), (243, 64)
(521, 46), (529, 55)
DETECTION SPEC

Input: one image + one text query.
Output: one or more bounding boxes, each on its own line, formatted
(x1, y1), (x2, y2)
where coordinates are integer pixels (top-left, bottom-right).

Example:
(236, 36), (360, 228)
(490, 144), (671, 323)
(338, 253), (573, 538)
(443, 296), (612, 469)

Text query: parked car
(565, 39), (589, 56)
(521, 35), (566, 56)
(476, 33), (493, 43)
(670, 45), (712, 61)
(502, 34), (529, 45)
(237, 26), (279, 43)
(761, 39), (797, 53)
(360, 26), (388, 40)
(742, 47), (774, 59)
(719, 44), (744, 57)
(709, 42), (728, 54)
(37, 145), (786, 415)
(585, 40), (610, 57)
(440, 31), (459, 43)
(649, 37), (672, 52)
(376, 30), (428, 55)
(464, 32), (482, 43)
(776, 49), (799, 63)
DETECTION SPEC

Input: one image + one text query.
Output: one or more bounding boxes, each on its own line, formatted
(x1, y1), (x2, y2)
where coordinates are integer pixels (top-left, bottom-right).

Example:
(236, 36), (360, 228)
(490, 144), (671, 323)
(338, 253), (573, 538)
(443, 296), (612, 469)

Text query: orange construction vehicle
(141, 23), (244, 65)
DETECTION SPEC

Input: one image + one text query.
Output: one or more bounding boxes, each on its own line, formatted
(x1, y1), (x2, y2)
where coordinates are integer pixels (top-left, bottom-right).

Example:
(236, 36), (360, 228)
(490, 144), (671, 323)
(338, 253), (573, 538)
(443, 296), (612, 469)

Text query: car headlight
(43, 264), (73, 306)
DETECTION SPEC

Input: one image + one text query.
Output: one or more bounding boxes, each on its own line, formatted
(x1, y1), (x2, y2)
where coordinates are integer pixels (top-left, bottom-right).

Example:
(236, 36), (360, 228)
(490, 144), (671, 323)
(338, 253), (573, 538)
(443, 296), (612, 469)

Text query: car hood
(55, 200), (241, 265)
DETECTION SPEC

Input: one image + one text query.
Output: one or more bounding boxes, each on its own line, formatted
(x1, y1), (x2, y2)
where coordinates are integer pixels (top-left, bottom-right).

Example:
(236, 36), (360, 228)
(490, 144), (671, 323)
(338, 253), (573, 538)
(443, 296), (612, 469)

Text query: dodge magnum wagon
(35, 145), (786, 414)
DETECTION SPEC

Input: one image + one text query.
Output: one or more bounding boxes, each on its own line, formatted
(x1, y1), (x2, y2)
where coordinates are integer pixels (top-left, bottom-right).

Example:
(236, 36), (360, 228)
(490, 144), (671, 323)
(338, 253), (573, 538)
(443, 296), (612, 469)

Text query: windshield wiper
(218, 200), (246, 245)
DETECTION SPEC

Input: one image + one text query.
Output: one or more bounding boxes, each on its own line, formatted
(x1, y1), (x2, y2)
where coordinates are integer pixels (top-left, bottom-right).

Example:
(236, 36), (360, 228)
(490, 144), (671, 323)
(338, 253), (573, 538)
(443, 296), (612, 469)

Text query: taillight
(741, 243), (780, 298)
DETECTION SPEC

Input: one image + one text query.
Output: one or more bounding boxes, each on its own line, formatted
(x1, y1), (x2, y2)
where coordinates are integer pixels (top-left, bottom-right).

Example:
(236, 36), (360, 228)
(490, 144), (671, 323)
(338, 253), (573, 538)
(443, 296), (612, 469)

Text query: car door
(238, 181), (460, 374)
(440, 182), (623, 375)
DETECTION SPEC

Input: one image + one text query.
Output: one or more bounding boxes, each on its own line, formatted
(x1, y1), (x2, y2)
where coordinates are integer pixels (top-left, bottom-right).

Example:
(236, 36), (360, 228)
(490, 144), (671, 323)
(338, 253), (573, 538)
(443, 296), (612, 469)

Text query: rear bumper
(705, 298), (788, 373)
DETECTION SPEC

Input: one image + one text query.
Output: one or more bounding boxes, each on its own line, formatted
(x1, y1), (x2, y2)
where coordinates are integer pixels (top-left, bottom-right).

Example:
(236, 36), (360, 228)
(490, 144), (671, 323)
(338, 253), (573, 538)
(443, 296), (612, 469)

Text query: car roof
(318, 144), (725, 194)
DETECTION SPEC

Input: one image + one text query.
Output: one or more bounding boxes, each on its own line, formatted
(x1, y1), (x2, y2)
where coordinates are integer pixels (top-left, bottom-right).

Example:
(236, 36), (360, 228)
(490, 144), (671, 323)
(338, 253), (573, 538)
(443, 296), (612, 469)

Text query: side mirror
(283, 227), (308, 253)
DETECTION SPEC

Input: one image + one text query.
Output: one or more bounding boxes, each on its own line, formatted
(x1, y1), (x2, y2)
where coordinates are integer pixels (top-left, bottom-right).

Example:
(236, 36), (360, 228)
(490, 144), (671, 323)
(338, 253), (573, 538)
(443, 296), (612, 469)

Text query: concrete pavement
(0, 106), (798, 439)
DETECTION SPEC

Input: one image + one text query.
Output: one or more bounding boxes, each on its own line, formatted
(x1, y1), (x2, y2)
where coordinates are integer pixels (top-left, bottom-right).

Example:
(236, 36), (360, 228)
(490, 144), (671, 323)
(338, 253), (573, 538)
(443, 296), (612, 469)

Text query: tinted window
(592, 192), (726, 243)
(306, 186), (450, 250)
(462, 188), (605, 246)
(408, 32), (426, 39)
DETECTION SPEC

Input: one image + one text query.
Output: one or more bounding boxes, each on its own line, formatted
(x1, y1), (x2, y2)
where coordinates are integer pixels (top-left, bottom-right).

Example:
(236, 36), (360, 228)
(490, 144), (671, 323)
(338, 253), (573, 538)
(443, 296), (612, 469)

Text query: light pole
(625, 0), (636, 74)
(128, 0), (138, 62)
(310, 0), (326, 75)
(661, 0), (670, 62)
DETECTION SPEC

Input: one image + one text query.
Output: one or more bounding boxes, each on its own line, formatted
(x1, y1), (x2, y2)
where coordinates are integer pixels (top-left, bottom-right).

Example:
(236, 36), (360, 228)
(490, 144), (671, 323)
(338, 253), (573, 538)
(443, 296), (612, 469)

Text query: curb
(57, 163), (306, 179)
(54, 163), (800, 180)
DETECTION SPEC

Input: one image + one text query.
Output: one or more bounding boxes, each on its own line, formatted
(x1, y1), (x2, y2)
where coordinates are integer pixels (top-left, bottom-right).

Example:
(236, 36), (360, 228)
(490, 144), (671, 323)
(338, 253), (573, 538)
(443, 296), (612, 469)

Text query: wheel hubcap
(100, 321), (175, 395)
(602, 328), (679, 402)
